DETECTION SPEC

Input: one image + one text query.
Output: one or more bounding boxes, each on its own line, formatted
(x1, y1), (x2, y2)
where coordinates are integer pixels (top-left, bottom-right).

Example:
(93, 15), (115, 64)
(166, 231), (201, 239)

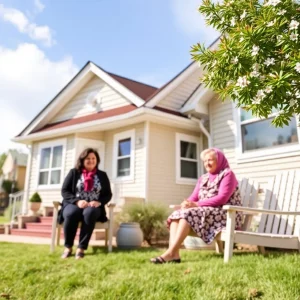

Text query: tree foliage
(191, 0), (300, 127)
(0, 153), (7, 176)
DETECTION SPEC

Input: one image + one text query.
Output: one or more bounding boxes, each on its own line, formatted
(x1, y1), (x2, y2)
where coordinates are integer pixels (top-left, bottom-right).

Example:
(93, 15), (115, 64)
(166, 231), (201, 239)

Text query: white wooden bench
(222, 170), (300, 262)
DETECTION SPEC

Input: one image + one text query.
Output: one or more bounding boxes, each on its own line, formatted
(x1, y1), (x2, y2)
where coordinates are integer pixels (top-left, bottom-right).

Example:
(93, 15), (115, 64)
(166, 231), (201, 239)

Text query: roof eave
(12, 107), (199, 144)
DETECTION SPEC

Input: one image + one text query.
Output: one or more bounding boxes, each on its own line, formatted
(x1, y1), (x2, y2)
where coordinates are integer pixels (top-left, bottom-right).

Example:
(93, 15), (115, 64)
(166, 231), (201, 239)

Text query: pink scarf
(208, 148), (238, 186)
(82, 168), (97, 192)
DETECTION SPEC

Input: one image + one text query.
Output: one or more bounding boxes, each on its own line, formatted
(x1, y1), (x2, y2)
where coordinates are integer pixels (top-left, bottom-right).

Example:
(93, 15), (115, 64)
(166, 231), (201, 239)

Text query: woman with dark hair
(60, 148), (112, 259)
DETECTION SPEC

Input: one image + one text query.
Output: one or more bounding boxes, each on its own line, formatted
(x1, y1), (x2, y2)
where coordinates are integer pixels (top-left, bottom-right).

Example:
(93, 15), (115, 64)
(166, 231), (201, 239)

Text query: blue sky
(0, 0), (219, 153)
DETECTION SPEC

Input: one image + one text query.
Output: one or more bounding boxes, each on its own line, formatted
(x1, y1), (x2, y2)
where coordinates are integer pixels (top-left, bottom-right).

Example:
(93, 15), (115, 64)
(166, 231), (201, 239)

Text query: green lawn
(0, 243), (300, 300)
(0, 216), (8, 224)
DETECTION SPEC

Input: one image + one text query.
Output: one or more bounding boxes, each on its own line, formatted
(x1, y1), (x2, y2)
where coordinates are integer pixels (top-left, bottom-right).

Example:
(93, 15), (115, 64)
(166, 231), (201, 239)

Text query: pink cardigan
(188, 170), (237, 207)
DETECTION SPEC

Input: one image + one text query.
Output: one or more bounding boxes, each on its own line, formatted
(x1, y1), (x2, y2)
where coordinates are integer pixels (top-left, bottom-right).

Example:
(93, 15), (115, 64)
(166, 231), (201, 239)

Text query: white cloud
(171, 0), (219, 44)
(0, 43), (78, 153)
(0, 4), (55, 46)
(34, 0), (45, 13)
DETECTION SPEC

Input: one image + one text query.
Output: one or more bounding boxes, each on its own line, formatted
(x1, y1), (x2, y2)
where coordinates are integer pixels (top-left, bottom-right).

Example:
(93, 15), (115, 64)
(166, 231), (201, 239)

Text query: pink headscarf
(208, 148), (238, 186)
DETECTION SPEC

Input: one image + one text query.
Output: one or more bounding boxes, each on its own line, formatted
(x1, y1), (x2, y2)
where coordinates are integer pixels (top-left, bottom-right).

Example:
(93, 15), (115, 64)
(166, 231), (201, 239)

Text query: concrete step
(10, 228), (104, 240)
(25, 223), (52, 231)
(10, 229), (63, 239)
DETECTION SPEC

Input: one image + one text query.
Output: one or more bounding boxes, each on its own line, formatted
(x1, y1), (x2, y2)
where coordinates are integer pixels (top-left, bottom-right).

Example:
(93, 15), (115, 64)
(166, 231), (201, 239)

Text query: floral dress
(76, 174), (102, 201)
(167, 169), (242, 244)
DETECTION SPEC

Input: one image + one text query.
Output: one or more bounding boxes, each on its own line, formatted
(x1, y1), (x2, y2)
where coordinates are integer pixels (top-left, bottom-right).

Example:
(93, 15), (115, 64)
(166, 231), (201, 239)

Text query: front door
(75, 138), (105, 170)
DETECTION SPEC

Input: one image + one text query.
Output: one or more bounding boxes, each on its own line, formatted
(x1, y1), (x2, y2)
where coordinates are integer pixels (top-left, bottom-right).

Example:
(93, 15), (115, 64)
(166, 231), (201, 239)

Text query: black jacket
(59, 168), (112, 223)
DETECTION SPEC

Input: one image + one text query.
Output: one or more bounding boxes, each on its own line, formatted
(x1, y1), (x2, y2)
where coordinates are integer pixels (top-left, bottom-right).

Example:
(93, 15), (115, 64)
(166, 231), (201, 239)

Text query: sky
(0, 0), (219, 154)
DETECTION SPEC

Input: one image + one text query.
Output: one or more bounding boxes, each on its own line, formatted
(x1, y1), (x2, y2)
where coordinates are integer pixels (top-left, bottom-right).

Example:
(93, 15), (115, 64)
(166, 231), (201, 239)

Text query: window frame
(235, 106), (300, 163)
(112, 129), (135, 183)
(36, 139), (66, 189)
(175, 133), (200, 185)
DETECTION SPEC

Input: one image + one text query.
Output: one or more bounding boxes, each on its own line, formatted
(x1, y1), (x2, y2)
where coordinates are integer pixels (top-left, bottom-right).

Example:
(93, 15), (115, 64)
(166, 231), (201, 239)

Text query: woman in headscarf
(60, 148), (112, 259)
(151, 148), (242, 264)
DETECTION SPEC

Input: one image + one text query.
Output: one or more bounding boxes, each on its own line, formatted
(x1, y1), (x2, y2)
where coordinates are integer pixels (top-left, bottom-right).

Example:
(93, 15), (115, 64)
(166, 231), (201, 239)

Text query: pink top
(188, 170), (237, 207)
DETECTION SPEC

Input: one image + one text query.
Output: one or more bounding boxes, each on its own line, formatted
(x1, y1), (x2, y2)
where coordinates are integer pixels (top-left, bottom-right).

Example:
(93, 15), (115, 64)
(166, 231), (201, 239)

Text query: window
(237, 108), (300, 161)
(240, 110), (299, 152)
(113, 130), (135, 181)
(176, 133), (200, 185)
(37, 140), (66, 187)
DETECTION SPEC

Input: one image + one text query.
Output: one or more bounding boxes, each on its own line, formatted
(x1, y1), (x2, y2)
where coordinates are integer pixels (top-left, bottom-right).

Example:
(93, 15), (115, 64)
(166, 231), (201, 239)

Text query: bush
(29, 192), (42, 203)
(1, 180), (19, 194)
(117, 203), (169, 245)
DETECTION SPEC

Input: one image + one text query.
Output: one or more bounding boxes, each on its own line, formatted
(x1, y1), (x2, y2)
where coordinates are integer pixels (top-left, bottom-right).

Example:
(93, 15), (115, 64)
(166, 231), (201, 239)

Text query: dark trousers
(62, 204), (101, 250)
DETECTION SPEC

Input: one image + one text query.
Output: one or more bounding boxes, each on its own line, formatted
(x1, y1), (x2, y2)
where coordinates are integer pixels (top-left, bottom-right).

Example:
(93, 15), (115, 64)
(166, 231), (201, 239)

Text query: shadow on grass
(91, 246), (160, 255)
(85, 245), (298, 262)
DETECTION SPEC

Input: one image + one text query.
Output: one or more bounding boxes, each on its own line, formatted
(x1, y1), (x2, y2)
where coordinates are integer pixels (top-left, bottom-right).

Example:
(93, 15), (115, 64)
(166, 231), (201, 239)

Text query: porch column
(22, 144), (33, 215)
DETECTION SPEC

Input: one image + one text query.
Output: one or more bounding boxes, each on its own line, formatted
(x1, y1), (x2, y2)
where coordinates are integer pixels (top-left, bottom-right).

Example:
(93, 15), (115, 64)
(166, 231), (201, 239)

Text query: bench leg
(105, 229), (108, 247)
(224, 210), (236, 263)
(56, 226), (61, 246)
(258, 246), (266, 255)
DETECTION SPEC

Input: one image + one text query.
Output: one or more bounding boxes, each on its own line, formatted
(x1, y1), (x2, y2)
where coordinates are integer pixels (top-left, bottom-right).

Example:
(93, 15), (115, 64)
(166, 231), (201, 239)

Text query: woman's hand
(77, 200), (89, 209)
(181, 199), (198, 209)
(89, 201), (101, 208)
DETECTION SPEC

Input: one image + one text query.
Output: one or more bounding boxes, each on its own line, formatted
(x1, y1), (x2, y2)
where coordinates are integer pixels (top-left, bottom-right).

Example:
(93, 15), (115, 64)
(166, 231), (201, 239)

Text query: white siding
(50, 76), (131, 123)
(157, 68), (202, 111)
(210, 97), (300, 206)
(104, 123), (146, 203)
(27, 135), (75, 207)
(148, 123), (201, 206)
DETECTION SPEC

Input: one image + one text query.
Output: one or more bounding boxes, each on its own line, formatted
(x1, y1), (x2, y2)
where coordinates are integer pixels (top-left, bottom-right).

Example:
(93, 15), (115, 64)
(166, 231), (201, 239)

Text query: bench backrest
(238, 178), (259, 231)
(258, 170), (300, 236)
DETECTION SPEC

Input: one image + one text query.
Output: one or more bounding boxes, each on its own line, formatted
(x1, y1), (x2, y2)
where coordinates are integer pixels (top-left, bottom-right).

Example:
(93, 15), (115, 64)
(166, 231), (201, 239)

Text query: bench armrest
(223, 205), (300, 216)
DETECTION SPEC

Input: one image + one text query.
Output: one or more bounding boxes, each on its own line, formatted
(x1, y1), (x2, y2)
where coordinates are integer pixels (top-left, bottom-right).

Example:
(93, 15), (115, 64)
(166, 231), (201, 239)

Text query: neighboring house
(1, 150), (28, 190)
(13, 40), (300, 212)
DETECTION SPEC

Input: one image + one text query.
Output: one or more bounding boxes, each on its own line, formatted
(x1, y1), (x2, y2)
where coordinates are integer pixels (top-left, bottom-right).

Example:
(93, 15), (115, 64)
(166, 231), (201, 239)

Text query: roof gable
(145, 37), (220, 109)
(19, 62), (153, 137)
(107, 72), (157, 100)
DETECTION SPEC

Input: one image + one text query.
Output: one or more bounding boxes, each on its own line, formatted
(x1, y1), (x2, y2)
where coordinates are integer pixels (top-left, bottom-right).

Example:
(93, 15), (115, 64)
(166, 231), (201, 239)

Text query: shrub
(29, 192), (42, 203)
(1, 180), (19, 194)
(117, 203), (169, 246)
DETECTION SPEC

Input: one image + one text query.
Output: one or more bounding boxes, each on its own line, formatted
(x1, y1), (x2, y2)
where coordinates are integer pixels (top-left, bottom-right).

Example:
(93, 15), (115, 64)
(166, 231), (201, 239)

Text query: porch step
(11, 215), (105, 240)
(38, 217), (53, 225)
(25, 223), (52, 231)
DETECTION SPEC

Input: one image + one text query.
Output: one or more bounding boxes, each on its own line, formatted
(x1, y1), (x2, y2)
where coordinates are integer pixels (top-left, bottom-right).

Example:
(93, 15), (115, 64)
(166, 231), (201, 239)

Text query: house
(1, 150), (28, 191)
(13, 40), (300, 213)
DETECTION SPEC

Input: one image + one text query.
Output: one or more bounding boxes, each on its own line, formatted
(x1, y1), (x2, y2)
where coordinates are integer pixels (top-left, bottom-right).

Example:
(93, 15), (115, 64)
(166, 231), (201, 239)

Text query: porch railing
(9, 191), (24, 228)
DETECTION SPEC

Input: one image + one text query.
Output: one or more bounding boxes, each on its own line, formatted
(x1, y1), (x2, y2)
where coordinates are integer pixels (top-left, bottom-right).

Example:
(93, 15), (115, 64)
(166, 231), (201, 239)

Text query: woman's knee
(63, 204), (82, 220)
(82, 207), (100, 223)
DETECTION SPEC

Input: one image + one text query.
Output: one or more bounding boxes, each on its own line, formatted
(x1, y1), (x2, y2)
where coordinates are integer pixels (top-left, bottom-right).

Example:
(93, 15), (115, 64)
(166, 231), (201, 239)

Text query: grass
(0, 243), (300, 300)
(0, 216), (8, 224)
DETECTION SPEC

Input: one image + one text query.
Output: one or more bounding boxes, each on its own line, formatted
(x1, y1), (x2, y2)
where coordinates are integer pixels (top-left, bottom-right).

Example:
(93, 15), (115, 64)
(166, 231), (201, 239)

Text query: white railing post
(9, 191), (24, 229)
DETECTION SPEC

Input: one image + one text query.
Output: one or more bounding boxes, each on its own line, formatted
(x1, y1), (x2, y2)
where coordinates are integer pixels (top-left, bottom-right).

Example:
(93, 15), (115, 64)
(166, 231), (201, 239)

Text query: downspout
(188, 115), (213, 148)
(22, 144), (33, 215)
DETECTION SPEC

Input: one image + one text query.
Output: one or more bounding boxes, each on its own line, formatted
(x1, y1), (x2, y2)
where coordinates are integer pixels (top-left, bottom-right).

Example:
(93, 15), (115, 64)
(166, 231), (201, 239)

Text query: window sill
(176, 178), (198, 186)
(236, 144), (300, 164)
(112, 177), (135, 184)
(37, 184), (62, 190)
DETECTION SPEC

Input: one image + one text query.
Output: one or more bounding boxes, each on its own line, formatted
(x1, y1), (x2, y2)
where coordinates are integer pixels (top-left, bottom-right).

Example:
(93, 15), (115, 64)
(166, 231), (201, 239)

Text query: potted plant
(29, 192), (42, 214)
(116, 203), (168, 248)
